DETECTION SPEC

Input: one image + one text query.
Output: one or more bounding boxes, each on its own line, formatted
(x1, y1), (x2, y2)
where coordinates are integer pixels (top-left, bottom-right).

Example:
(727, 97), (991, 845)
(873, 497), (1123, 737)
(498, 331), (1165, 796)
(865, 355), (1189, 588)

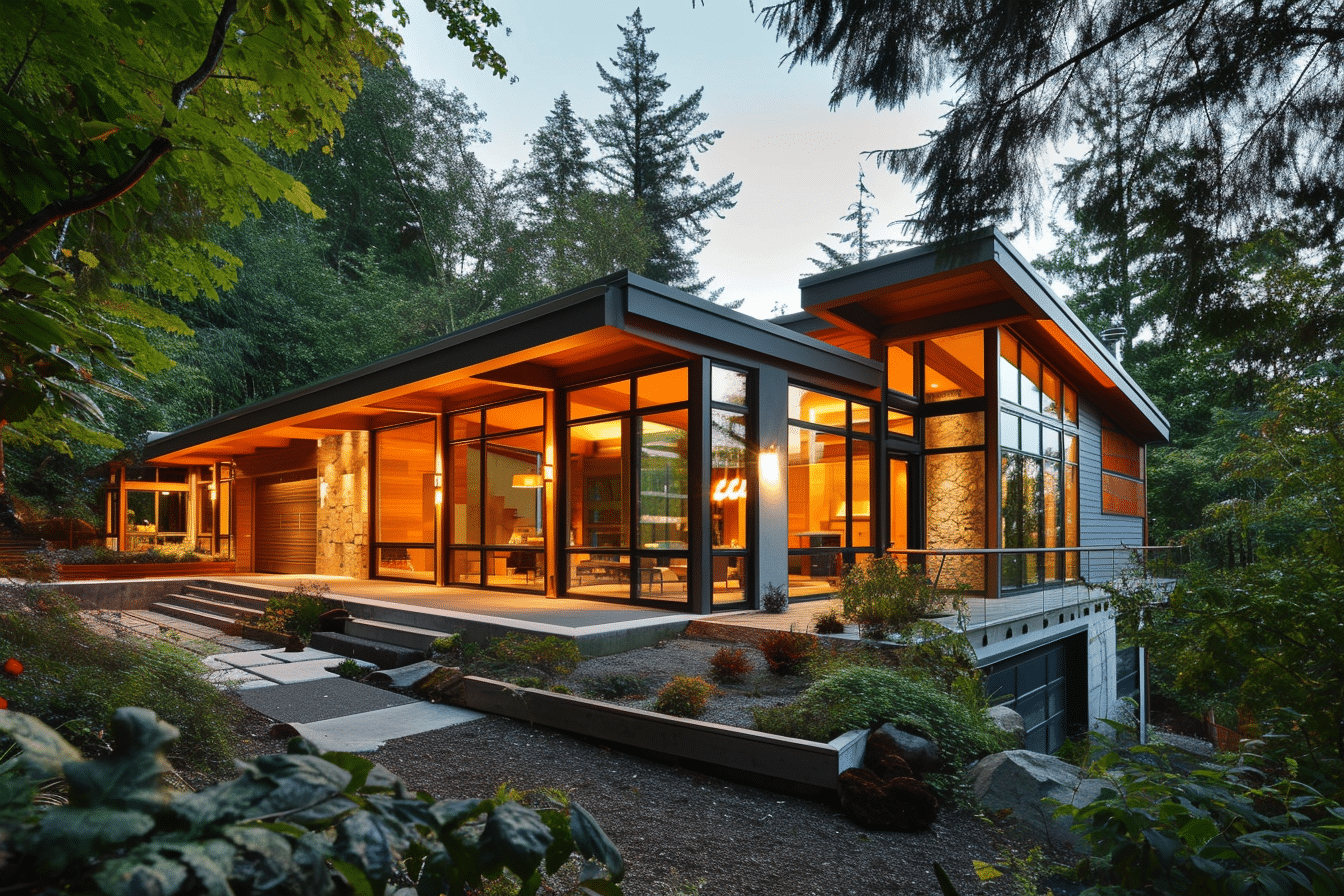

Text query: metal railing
(887, 544), (1188, 630)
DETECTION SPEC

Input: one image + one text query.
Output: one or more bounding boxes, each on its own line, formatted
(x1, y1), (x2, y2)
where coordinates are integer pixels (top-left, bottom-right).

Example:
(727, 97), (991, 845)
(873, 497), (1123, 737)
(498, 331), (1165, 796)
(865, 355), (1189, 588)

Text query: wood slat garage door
(256, 476), (316, 574)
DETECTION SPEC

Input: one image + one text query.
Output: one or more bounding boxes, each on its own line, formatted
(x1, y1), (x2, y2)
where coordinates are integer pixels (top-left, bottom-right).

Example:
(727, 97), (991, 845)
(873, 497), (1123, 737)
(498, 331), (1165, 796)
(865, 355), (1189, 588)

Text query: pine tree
(524, 93), (592, 216)
(590, 8), (740, 293)
(809, 166), (897, 271)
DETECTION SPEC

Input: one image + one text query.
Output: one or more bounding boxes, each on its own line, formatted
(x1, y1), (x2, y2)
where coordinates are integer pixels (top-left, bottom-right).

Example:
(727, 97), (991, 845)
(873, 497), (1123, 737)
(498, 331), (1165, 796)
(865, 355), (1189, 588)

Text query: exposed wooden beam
(878, 300), (1030, 342)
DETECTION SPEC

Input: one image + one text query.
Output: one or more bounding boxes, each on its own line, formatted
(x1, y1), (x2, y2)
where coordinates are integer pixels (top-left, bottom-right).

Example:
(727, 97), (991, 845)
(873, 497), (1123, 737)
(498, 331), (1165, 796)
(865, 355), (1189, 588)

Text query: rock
(863, 729), (915, 779)
(411, 665), (466, 704)
(837, 767), (939, 832)
(968, 750), (1107, 848)
(873, 722), (941, 775)
(986, 705), (1026, 746)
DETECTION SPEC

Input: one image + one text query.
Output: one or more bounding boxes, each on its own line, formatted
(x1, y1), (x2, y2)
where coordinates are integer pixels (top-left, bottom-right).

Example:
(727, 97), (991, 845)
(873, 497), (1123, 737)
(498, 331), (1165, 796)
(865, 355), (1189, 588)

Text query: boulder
(872, 722), (941, 775)
(985, 705), (1027, 746)
(968, 750), (1108, 848)
(837, 767), (939, 832)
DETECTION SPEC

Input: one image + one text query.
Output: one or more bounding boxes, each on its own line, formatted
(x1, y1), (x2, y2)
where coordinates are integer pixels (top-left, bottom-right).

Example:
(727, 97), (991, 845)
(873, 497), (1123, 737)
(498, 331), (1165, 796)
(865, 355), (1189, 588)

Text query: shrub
(759, 629), (817, 675)
(430, 633), (462, 657)
(761, 581), (789, 613)
(582, 674), (648, 699)
(0, 585), (240, 775)
(486, 633), (582, 679)
(1056, 738), (1344, 895)
(256, 581), (332, 639)
(653, 676), (716, 718)
(333, 658), (366, 680)
(751, 666), (1008, 783)
(813, 606), (846, 634)
(840, 556), (942, 638)
(0, 709), (625, 896)
(709, 646), (753, 682)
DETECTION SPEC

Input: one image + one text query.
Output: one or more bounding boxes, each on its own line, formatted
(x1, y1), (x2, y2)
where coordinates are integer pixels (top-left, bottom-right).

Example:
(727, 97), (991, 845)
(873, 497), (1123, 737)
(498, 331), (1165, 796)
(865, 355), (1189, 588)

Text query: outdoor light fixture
(758, 445), (781, 486)
(319, 481), (328, 504)
(512, 473), (544, 489)
(432, 473), (443, 505)
(543, 464), (555, 482)
(208, 484), (217, 502)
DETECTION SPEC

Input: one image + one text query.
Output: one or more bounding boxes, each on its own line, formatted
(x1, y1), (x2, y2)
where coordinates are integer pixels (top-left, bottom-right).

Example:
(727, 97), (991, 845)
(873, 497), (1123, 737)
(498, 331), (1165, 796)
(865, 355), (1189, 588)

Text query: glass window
(1063, 385), (1078, 425)
(1020, 350), (1043, 413)
(449, 443), (480, 545)
(638, 409), (689, 547)
(889, 458), (909, 551)
(888, 345), (916, 396)
(850, 401), (871, 434)
(569, 380), (630, 420)
(568, 418), (629, 549)
(924, 331), (984, 402)
(451, 412), (481, 442)
(486, 431), (544, 545)
(1042, 367), (1060, 418)
(711, 365), (747, 406)
(711, 409), (748, 548)
(999, 331), (1020, 404)
(789, 386), (848, 429)
(486, 397), (543, 433)
(788, 427), (848, 547)
(1021, 419), (1041, 455)
(1000, 411), (1019, 450)
(887, 410), (914, 437)
(637, 367), (688, 408)
(376, 421), (437, 545)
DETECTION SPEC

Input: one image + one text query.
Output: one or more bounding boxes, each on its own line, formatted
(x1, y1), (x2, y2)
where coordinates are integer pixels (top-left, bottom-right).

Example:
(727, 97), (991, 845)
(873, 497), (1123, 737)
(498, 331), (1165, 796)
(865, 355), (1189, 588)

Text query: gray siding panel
(1077, 398), (1143, 582)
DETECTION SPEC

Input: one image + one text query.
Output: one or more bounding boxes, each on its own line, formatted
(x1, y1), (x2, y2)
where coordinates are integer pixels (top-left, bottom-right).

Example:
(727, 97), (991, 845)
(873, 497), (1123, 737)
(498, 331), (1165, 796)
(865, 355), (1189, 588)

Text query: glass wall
(999, 331), (1080, 589)
(567, 367), (690, 601)
(374, 419), (437, 581)
(710, 365), (750, 604)
(447, 397), (545, 591)
(787, 385), (875, 596)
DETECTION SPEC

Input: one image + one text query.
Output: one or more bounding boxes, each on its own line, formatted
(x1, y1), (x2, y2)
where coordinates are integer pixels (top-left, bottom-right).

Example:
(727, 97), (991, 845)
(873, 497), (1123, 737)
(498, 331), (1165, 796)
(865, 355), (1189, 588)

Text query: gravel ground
(225, 635), (1060, 894)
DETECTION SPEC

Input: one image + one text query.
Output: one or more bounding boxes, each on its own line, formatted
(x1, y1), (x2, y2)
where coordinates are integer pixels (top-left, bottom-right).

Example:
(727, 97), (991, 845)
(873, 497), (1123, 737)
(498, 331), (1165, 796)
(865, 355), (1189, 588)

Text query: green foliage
(0, 585), (238, 774)
(751, 666), (1008, 775)
(1056, 739), (1344, 896)
(652, 676), (715, 719)
(333, 658), (366, 681)
(708, 647), (753, 683)
(256, 582), (333, 640)
(0, 708), (624, 896)
(760, 582), (789, 614)
(813, 606), (846, 634)
(809, 166), (896, 271)
(581, 675), (648, 700)
(758, 630), (818, 676)
(46, 545), (217, 565)
(484, 634), (583, 681)
(430, 634), (462, 657)
(839, 557), (943, 638)
(590, 9), (740, 293)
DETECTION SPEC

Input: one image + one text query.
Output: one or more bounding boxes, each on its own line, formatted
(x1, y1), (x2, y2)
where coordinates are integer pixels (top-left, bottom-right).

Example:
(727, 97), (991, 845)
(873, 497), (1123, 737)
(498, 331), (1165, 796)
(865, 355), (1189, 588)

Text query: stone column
(316, 432), (370, 578)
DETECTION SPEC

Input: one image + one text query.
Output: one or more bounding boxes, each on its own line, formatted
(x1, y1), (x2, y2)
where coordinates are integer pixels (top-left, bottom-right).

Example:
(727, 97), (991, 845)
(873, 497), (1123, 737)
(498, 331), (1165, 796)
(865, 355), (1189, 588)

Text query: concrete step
(177, 584), (270, 611)
(152, 602), (247, 631)
(159, 593), (263, 621)
(309, 631), (424, 669)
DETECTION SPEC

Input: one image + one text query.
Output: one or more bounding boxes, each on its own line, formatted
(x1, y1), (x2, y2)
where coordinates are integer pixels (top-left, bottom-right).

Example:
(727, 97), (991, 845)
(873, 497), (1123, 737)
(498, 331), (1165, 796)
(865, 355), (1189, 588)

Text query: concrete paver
(239, 677), (417, 723)
(248, 659), (340, 684)
(261, 647), (341, 663)
(209, 649), (284, 667)
(273, 703), (484, 753)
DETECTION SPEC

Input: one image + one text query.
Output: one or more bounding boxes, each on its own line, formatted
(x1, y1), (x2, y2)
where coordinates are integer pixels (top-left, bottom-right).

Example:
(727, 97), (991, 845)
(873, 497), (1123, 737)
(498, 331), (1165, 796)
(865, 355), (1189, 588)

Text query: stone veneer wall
(924, 411), (987, 591)
(316, 431), (369, 578)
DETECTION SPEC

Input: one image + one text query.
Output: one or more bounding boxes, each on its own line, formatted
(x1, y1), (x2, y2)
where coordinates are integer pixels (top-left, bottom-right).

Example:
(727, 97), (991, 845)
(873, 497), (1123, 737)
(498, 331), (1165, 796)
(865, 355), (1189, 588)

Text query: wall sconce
(512, 473), (544, 489)
(543, 464), (555, 482)
(758, 445), (781, 486)
(319, 480), (328, 505)
(208, 484), (217, 502)
(432, 473), (443, 506)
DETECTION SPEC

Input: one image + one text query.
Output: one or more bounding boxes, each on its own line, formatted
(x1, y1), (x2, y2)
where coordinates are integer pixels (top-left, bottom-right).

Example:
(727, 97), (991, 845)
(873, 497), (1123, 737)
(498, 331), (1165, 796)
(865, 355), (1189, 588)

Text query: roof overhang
(798, 227), (1170, 443)
(145, 273), (883, 466)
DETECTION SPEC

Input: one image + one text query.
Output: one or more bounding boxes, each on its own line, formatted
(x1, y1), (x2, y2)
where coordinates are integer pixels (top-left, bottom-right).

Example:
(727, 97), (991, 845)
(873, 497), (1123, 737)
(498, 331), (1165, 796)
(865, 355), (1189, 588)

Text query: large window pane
(569, 418), (629, 548)
(999, 331), (1020, 404)
(486, 431), (544, 545)
(638, 367), (688, 408)
(711, 365), (748, 406)
(569, 380), (630, 420)
(789, 387), (847, 429)
(711, 409), (747, 548)
(888, 345), (916, 396)
(449, 444), (480, 545)
(376, 421), (436, 545)
(638, 409), (689, 547)
(852, 440), (872, 547)
(788, 426), (847, 546)
(486, 397), (543, 434)
(925, 331), (984, 402)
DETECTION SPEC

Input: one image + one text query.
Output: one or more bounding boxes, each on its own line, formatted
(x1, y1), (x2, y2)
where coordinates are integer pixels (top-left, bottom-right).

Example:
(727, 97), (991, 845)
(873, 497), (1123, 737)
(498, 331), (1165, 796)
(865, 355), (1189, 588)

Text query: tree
(519, 93), (657, 298)
(0, 0), (505, 524)
(591, 8), (740, 292)
(759, 0), (1344, 253)
(809, 165), (897, 271)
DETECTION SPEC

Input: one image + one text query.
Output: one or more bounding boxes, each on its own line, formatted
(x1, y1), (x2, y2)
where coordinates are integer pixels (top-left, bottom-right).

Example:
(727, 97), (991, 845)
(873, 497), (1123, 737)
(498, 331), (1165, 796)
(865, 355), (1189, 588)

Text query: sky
(394, 1), (1053, 318)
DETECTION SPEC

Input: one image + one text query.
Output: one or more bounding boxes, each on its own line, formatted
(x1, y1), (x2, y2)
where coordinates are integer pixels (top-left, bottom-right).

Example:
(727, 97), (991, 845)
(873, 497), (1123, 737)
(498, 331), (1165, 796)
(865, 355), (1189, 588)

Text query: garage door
(256, 475), (317, 574)
(984, 634), (1086, 753)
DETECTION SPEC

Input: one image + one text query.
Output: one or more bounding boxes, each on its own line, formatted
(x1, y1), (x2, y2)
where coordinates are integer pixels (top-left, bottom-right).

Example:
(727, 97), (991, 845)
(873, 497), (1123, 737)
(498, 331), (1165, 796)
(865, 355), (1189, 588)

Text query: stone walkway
(87, 608), (482, 752)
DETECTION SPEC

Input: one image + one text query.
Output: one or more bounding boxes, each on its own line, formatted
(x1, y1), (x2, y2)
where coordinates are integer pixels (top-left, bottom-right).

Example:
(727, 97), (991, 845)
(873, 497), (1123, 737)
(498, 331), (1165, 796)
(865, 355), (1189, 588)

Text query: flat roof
(145, 271), (883, 464)
(797, 227), (1170, 443)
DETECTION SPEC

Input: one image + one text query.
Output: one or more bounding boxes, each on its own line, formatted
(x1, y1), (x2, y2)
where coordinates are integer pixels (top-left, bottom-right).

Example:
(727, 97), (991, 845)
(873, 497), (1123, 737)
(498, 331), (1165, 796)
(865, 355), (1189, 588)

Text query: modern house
(131, 227), (1169, 751)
